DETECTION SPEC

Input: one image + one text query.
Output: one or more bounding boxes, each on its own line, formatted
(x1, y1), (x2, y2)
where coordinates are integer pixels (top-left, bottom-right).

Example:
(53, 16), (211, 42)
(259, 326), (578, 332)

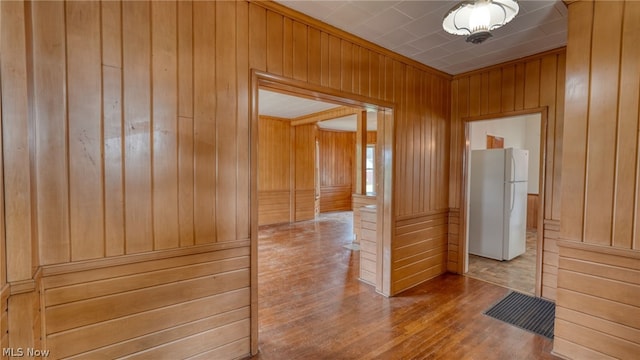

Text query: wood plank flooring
(466, 230), (538, 295)
(252, 212), (557, 359)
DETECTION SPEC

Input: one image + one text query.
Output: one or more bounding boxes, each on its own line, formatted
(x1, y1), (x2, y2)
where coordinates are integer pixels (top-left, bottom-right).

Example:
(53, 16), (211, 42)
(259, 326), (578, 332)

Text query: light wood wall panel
(561, 0), (640, 251)
(2, 0), (452, 353)
(359, 206), (377, 286)
(555, 242), (640, 359)
(258, 116), (291, 225)
(449, 49), (566, 301)
(258, 117), (291, 192)
(25, 0), (253, 262)
(1, 285), (8, 358)
(393, 212), (448, 294)
(527, 194), (539, 230)
(353, 194), (377, 242)
(319, 130), (355, 212)
(555, 1), (640, 358)
(293, 124), (317, 221)
(41, 246), (250, 359)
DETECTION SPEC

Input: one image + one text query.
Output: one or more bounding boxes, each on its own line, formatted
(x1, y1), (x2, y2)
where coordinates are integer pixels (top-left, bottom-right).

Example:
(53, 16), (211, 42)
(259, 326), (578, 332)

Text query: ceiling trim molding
(452, 47), (566, 79)
(291, 106), (360, 127)
(249, 0), (453, 80)
(259, 115), (292, 122)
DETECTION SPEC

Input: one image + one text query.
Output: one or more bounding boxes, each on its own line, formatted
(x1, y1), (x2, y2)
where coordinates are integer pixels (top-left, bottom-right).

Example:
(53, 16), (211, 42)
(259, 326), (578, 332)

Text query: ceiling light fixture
(442, 0), (519, 44)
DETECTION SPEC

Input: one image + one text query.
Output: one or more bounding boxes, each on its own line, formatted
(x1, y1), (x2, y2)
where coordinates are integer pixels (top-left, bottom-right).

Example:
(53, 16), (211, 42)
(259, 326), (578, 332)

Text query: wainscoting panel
(393, 211), (449, 294)
(555, 241), (640, 359)
(41, 246), (250, 359)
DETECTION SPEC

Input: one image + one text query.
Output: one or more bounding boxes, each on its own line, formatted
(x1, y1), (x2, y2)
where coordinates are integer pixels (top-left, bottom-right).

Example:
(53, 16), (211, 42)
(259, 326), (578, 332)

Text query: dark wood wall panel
(450, 49), (565, 300)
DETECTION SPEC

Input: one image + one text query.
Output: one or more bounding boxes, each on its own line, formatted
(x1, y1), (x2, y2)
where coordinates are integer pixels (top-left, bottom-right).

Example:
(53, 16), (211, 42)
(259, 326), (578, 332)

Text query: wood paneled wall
(555, 1), (640, 358)
(40, 246), (249, 358)
(292, 123), (317, 222)
(319, 129), (355, 212)
(450, 49), (566, 301)
(2, 0), (451, 355)
(555, 242), (640, 359)
(527, 194), (539, 230)
(258, 116), (292, 225)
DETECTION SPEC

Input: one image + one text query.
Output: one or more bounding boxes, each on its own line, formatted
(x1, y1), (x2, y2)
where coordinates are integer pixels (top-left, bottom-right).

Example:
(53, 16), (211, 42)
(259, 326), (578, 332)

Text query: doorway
(463, 112), (544, 296)
(250, 71), (394, 353)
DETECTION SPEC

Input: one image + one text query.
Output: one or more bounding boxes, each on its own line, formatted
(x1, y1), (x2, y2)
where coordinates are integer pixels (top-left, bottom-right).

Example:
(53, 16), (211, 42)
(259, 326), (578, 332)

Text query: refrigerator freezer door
(469, 150), (505, 260)
(503, 181), (527, 260)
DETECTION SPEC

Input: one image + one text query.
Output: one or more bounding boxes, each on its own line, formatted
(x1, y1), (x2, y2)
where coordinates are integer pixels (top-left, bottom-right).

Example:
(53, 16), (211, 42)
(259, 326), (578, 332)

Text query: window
(365, 145), (375, 194)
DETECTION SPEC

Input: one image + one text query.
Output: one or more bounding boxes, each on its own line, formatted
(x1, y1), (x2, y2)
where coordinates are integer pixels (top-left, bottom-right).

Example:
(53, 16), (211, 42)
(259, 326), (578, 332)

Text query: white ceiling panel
(276, 0), (568, 75)
(258, 89), (340, 119)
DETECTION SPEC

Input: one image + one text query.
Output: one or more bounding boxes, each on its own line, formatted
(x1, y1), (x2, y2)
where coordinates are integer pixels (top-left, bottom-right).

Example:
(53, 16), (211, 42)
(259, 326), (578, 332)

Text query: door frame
(250, 70), (395, 354)
(458, 107), (548, 297)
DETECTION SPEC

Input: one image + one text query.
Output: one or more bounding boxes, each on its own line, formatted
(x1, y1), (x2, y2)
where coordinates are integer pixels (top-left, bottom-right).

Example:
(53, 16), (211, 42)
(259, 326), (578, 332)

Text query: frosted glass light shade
(443, 0), (519, 44)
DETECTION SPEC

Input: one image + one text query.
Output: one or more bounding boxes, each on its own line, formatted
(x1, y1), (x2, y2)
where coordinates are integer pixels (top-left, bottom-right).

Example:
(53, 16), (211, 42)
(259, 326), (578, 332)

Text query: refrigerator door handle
(510, 182), (515, 212)
(511, 154), (516, 182)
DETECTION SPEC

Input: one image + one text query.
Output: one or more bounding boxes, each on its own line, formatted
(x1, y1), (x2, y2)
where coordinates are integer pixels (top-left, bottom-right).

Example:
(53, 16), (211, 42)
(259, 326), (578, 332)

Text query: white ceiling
(259, 89), (340, 118)
(260, 1), (567, 129)
(275, 0), (568, 75)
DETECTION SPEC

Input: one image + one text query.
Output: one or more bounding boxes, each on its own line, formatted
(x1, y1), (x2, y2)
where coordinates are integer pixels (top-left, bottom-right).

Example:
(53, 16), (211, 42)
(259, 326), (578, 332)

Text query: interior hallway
(253, 213), (557, 359)
(466, 230), (538, 295)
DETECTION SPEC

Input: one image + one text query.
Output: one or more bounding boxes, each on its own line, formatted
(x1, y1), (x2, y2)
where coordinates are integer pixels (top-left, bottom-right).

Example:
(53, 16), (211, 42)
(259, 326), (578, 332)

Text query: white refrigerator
(469, 148), (528, 261)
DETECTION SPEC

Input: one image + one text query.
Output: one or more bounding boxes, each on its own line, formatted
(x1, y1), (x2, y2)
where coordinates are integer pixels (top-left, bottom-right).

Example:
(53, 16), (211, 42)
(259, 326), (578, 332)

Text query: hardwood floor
(252, 213), (557, 359)
(466, 230), (538, 295)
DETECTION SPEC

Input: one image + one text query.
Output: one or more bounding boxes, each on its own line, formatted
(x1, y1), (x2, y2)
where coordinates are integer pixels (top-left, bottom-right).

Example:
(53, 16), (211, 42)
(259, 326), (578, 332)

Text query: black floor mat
(484, 291), (555, 339)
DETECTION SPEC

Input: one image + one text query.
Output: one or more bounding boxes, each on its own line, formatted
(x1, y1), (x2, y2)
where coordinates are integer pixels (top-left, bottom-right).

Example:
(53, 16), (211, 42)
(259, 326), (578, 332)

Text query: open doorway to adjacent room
(463, 113), (543, 295)
(251, 72), (395, 354)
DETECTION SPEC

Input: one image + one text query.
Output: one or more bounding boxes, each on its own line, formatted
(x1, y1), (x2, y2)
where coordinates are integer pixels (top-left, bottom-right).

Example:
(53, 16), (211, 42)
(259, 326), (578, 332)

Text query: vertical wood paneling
(102, 0), (125, 257)
(560, 1), (593, 242)
(0, 11), (34, 284)
(583, 1), (623, 246)
(67, 1), (104, 260)
(359, 47), (370, 97)
(540, 55), (557, 221)
(293, 124), (316, 221)
(292, 21), (307, 82)
(501, 65), (515, 113)
(488, 69), (501, 114)
(193, 1), (216, 243)
(123, 1), (153, 253)
(178, 0), (195, 247)
(552, 52), (566, 221)
(307, 27), (321, 85)
(249, 4), (267, 72)
(6, 0), (456, 354)
(524, 60), (541, 109)
(329, 35), (341, 90)
(514, 63), (525, 110)
(341, 40), (353, 93)
(555, 1), (640, 358)
(619, 1), (640, 250)
(152, 1), (179, 250)
(216, 1), (238, 241)
(237, 0), (250, 239)
(266, 11), (283, 76)
(0, 0), (5, 291)
(283, 18), (293, 78)
(32, 0), (70, 264)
